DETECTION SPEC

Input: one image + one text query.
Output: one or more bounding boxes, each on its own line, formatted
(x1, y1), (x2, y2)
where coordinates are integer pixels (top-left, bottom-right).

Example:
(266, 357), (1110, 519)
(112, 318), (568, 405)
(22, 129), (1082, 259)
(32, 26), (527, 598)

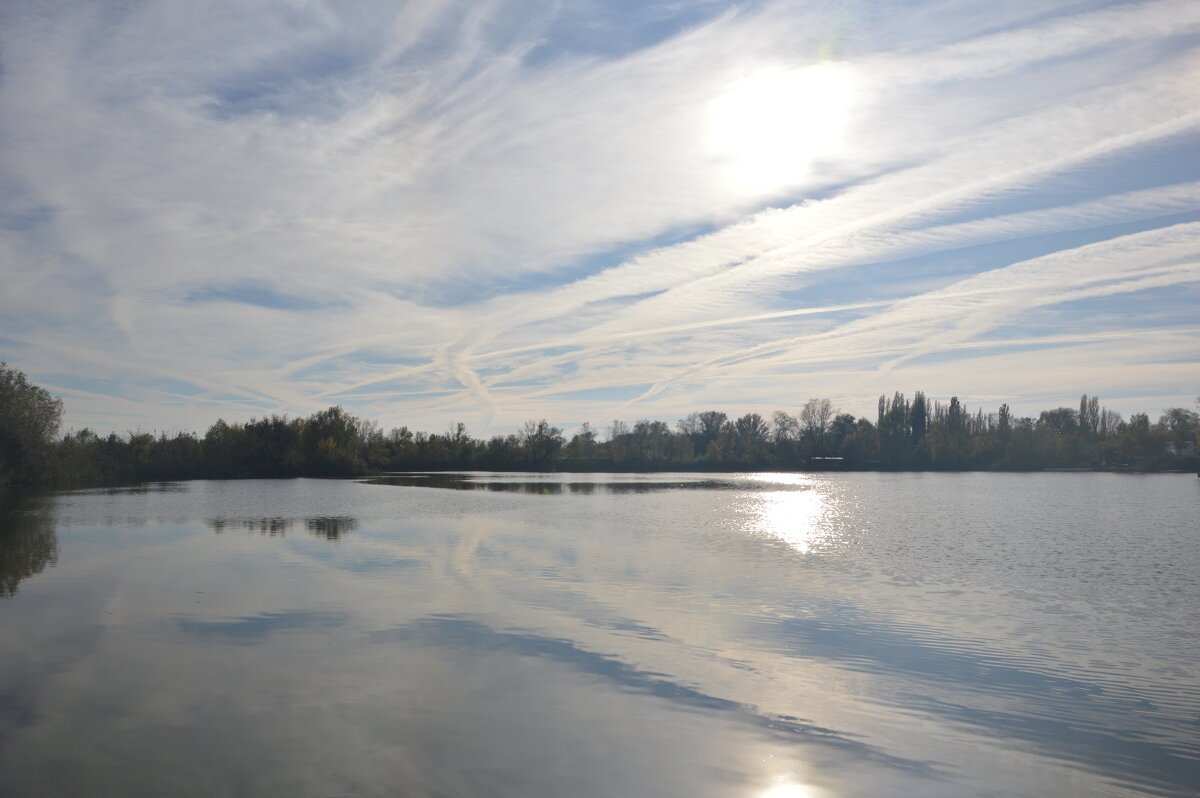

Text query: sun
(760, 782), (817, 798)
(706, 62), (857, 196)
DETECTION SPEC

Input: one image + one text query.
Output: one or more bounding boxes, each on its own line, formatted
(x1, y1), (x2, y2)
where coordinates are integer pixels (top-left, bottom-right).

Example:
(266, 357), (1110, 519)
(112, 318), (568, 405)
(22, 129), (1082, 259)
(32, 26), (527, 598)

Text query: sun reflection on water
(751, 485), (830, 554)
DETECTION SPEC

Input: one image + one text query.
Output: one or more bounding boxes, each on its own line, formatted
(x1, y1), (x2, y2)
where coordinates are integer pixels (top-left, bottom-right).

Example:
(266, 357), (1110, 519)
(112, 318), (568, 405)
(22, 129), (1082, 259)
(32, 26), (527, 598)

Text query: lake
(1, 472), (1197, 797)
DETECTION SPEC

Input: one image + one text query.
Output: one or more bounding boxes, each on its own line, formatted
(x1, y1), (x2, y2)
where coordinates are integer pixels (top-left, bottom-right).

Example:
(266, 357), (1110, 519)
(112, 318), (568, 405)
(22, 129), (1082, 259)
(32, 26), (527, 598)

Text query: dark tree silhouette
(0, 362), (64, 489)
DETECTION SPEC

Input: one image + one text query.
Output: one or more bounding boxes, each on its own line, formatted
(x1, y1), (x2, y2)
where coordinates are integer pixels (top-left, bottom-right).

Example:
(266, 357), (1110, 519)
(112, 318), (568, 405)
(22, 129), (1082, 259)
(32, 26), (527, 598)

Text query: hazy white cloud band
(0, 0), (1196, 433)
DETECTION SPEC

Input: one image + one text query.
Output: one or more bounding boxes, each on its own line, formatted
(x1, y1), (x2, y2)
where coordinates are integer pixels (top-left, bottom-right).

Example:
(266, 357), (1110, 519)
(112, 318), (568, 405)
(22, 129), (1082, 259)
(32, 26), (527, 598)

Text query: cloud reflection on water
(2, 474), (1196, 797)
(368, 614), (942, 780)
(177, 610), (349, 644)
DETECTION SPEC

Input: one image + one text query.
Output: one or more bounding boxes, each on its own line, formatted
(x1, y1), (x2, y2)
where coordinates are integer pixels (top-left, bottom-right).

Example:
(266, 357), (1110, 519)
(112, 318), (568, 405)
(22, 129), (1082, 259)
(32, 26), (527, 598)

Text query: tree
(690, 411), (727, 457)
(925, 396), (970, 469)
(1037, 407), (1078, 437)
(837, 417), (877, 465)
(800, 398), (835, 443)
(1158, 408), (1198, 453)
(1118, 412), (1155, 461)
(771, 410), (799, 444)
(1128, 413), (1151, 437)
(204, 418), (247, 477)
(829, 413), (857, 447)
(771, 410), (802, 465)
(1079, 395), (1100, 441)
(630, 419), (672, 463)
(1099, 408), (1122, 439)
(0, 363), (64, 489)
(564, 422), (598, 460)
(997, 403), (1011, 440)
(733, 413), (767, 442)
(300, 406), (370, 476)
(909, 392), (928, 444)
(243, 414), (302, 476)
(608, 420), (630, 464)
(877, 392), (909, 467)
(1032, 406), (1080, 467)
(444, 421), (477, 466)
(521, 419), (563, 469)
(479, 434), (522, 470)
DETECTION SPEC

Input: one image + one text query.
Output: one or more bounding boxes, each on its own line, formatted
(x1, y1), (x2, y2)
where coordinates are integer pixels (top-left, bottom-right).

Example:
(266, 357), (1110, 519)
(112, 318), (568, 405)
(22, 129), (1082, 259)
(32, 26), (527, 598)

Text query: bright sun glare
(758, 489), (827, 553)
(707, 63), (856, 195)
(760, 783), (816, 798)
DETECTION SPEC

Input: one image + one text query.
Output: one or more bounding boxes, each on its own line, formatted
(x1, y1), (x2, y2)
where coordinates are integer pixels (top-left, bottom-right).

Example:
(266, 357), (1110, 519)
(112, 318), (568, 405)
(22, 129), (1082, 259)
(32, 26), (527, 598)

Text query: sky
(1, 0), (1197, 436)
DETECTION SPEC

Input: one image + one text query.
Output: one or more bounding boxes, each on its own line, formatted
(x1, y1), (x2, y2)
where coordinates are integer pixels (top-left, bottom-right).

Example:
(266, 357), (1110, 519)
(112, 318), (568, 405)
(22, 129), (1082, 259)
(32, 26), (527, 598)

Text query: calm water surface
(1, 472), (1197, 797)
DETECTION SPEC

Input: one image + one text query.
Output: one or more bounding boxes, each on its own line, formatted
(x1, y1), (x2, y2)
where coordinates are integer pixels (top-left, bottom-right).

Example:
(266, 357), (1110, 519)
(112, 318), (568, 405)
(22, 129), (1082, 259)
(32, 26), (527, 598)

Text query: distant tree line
(1, 363), (1197, 491)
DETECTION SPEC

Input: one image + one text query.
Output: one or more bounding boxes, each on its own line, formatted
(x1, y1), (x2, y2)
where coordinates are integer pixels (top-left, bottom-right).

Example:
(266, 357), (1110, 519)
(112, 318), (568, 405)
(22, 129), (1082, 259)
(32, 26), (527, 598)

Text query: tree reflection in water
(207, 516), (358, 540)
(0, 498), (58, 598)
(362, 473), (805, 494)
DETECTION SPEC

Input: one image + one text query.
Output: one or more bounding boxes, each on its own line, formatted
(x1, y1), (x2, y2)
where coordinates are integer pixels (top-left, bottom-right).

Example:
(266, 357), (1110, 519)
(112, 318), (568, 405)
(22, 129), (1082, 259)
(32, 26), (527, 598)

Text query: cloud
(0, 0), (1196, 432)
